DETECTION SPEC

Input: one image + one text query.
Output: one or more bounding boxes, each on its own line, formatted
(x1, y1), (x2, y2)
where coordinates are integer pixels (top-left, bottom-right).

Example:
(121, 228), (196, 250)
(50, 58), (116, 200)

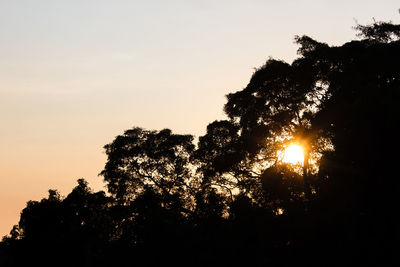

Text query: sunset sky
(0, 0), (398, 237)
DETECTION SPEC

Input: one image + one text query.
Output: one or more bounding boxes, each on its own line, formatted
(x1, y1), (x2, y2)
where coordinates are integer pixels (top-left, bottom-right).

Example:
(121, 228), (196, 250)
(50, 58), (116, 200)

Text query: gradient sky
(0, 0), (398, 237)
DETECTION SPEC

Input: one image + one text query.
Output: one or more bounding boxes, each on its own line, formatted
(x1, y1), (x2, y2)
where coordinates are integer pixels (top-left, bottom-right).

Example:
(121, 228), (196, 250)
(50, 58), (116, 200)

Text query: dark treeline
(1, 19), (399, 267)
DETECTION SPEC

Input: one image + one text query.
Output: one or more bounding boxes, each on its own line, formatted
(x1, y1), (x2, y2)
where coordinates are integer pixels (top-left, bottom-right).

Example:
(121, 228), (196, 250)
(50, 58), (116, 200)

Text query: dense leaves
(100, 128), (195, 208)
(1, 19), (399, 266)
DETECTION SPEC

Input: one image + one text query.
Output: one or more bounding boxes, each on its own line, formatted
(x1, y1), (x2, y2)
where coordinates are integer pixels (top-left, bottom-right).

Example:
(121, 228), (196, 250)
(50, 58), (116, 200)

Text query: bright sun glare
(280, 144), (304, 165)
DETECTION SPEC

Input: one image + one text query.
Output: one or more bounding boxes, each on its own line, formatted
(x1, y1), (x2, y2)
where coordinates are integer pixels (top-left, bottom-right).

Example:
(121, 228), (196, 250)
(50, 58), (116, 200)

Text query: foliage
(1, 18), (399, 267)
(100, 127), (195, 209)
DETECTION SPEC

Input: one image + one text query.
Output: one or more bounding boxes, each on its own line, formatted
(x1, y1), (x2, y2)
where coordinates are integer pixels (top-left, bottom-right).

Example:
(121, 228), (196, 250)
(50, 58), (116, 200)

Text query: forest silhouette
(1, 19), (399, 267)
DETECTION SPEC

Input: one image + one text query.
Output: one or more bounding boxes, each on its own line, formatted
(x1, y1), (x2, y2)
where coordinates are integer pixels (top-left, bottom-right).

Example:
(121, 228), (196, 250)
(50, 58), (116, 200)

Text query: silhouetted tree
(0, 180), (114, 266)
(1, 17), (399, 267)
(100, 128), (196, 209)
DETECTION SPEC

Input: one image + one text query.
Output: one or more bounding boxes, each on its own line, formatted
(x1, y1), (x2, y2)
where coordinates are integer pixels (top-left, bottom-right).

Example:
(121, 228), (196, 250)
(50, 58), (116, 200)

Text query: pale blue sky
(0, 0), (398, 236)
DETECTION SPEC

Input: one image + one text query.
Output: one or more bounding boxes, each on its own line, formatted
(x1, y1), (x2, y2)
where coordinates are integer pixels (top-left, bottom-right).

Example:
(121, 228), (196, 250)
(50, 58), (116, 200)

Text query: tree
(100, 127), (196, 209)
(0, 179), (114, 267)
(2, 17), (399, 267)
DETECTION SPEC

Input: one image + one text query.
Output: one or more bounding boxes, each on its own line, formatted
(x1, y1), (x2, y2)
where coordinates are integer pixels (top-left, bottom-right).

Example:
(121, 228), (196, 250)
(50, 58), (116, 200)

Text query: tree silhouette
(1, 17), (399, 267)
(0, 179), (114, 266)
(100, 128), (195, 205)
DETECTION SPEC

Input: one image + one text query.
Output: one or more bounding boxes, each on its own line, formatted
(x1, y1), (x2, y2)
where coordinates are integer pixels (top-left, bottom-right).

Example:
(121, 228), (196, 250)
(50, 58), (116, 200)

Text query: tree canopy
(1, 18), (399, 267)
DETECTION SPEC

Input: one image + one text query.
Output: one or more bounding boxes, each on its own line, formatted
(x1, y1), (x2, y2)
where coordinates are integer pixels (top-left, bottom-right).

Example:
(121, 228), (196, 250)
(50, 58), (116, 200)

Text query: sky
(0, 0), (399, 237)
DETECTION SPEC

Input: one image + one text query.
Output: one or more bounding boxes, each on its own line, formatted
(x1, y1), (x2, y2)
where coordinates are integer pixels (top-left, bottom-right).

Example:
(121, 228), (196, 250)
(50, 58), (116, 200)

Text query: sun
(280, 144), (304, 165)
